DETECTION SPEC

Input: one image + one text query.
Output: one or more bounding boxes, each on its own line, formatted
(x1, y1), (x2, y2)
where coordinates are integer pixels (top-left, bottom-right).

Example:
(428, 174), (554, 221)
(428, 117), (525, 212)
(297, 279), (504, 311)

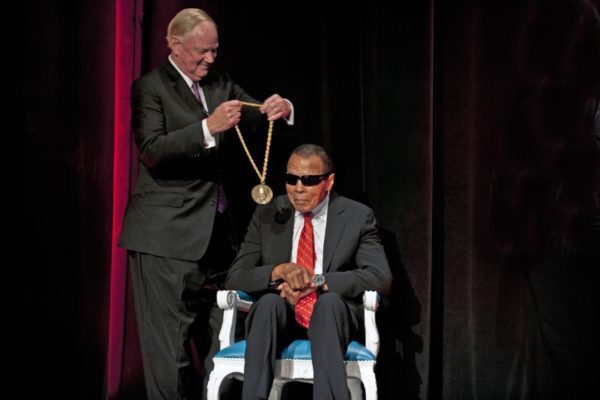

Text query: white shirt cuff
(284, 99), (295, 125)
(202, 119), (216, 148)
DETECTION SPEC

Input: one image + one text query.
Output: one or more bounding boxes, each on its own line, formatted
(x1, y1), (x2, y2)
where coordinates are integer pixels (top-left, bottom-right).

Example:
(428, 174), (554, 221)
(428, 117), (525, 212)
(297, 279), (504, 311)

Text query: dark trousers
(242, 293), (361, 400)
(129, 213), (237, 400)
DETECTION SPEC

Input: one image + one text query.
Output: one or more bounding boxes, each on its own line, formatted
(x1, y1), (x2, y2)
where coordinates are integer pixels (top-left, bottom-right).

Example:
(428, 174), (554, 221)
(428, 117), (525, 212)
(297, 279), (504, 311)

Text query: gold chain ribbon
(235, 101), (273, 184)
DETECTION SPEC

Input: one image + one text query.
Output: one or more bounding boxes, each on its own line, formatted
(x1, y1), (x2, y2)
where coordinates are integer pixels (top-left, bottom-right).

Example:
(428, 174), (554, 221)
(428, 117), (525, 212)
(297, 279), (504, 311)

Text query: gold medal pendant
(251, 183), (274, 204)
(236, 101), (275, 204)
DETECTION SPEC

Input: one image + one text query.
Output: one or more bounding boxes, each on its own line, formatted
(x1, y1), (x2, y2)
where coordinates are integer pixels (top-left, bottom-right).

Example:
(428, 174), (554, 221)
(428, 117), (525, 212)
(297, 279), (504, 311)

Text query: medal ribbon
(235, 102), (273, 185)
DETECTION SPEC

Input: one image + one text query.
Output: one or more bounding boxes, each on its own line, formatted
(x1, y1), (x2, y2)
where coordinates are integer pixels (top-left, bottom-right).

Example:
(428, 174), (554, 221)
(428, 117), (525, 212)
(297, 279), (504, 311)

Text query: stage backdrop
(24, 0), (599, 399)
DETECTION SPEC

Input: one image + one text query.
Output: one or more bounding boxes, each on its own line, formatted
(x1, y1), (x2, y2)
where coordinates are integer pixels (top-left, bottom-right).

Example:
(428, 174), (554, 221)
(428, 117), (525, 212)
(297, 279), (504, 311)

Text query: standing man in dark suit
(119, 8), (293, 400)
(226, 144), (392, 400)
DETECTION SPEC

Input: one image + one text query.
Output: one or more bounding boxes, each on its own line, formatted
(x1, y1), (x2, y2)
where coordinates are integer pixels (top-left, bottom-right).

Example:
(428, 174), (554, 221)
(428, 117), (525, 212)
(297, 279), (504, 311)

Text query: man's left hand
(277, 282), (317, 305)
(260, 94), (291, 121)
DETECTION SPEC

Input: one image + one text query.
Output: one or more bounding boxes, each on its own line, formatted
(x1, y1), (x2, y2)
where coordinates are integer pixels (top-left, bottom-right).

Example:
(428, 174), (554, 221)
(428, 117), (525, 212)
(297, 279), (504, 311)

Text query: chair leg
(207, 368), (226, 400)
(358, 364), (378, 400)
(347, 378), (363, 400)
(268, 378), (287, 400)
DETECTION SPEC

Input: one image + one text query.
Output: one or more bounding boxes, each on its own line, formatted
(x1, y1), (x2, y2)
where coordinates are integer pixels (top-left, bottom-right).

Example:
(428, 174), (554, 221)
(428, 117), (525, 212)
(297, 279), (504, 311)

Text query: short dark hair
(289, 144), (334, 173)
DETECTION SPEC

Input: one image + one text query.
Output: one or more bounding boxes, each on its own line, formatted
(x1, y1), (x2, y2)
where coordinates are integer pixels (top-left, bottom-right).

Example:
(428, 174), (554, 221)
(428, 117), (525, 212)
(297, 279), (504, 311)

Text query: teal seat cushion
(215, 339), (375, 361)
(237, 291), (253, 302)
(345, 341), (376, 361)
(215, 340), (247, 358)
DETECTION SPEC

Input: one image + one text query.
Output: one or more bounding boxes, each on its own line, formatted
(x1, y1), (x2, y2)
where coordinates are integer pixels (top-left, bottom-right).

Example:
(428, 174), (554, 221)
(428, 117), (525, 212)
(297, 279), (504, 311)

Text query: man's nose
(205, 50), (216, 63)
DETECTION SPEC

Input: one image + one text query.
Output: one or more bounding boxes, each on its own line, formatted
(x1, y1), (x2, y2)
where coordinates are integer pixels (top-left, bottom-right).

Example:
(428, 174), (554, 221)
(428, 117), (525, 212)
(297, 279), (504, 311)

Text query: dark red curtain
(23, 0), (118, 398)
(24, 0), (599, 399)
(23, 0), (142, 398)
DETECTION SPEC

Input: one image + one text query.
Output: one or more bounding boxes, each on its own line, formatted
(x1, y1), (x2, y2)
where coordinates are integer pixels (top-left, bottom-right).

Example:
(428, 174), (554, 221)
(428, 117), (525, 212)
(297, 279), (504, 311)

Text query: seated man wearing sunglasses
(225, 144), (392, 400)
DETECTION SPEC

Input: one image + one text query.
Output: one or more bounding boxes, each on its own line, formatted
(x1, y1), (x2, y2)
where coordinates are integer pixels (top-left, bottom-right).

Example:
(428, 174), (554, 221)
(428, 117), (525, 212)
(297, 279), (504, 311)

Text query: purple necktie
(191, 81), (202, 103)
(217, 185), (228, 213)
(192, 81), (209, 114)
(193, 82), (227, 213)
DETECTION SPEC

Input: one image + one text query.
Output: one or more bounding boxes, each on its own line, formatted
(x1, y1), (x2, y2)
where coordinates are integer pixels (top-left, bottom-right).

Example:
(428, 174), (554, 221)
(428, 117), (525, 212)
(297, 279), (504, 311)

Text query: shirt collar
(294, 192), (330, 220)
(168, 55), (195, 88)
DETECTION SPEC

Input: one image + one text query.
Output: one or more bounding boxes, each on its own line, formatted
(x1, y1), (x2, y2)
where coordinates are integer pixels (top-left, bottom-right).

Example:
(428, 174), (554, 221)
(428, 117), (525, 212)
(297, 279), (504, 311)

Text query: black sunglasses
(285, 173), (331, 186)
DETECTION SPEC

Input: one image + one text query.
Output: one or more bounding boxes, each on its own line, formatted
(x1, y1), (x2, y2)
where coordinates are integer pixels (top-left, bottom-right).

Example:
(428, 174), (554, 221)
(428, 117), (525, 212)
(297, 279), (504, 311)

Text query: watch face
(313, 274), (326, 287)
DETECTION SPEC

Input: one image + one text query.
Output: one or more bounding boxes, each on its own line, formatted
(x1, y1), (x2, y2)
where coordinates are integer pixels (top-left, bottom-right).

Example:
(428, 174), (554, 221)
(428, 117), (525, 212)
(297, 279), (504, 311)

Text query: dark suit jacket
(119, 61), (263, 261)
(226, 193), (392, 301)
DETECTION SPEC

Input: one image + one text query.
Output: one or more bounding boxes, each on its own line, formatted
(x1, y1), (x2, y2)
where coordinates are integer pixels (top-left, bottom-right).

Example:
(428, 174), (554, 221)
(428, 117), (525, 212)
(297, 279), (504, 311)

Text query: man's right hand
(206, 100), (242, 134)
(277, 282), (316, 305)
(271, 263), (312, 291)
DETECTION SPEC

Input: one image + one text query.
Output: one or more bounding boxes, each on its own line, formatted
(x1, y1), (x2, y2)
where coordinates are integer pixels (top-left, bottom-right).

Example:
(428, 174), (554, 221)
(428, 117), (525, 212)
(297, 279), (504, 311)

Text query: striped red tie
(295, 213), (317, 328)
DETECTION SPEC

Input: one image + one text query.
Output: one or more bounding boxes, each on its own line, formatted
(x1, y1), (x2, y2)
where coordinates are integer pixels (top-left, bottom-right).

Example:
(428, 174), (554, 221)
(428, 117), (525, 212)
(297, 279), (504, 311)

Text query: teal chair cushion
(215, 339), (375, 362)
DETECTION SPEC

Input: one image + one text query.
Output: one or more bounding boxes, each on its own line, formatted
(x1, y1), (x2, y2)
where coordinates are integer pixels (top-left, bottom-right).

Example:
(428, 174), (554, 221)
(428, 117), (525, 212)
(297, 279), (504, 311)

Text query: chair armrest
(216, 290), (254, 350)
(362, 291), (380, 357)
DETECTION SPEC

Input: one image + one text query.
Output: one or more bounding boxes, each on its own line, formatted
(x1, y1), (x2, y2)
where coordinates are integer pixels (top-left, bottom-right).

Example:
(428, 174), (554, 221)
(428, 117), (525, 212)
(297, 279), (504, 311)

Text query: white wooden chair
(207, 290), (381, 400)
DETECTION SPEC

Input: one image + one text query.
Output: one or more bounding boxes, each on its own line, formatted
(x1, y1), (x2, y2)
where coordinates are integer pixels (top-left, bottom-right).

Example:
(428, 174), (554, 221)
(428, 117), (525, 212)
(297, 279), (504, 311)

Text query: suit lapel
(323, 194), (348, 272)
(162, 62), (208, 119)
(199, 77), (224, 148)
(267, 197), (295, 262)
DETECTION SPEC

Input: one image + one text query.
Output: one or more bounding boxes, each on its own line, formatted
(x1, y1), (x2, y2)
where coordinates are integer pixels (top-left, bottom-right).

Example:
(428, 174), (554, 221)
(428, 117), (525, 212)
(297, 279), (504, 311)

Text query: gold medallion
(236, 101), (275, 204)
(251, 183), (274, 205)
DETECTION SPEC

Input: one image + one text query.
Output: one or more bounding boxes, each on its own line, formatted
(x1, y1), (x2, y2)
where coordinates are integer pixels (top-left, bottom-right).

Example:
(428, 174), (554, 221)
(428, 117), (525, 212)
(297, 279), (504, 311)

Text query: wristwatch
(312, 274), (327, 291)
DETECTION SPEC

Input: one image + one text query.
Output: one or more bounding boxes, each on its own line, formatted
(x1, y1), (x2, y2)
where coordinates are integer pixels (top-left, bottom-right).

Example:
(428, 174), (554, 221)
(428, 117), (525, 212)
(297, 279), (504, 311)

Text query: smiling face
(286, 154), (335, 213)
(169, 20), (218, 81)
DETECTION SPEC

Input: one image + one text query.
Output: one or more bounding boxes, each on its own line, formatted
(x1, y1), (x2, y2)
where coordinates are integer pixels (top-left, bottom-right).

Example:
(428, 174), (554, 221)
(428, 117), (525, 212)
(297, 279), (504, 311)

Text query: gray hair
(289, 144), (334, 173)
(166, 8), (215, 47)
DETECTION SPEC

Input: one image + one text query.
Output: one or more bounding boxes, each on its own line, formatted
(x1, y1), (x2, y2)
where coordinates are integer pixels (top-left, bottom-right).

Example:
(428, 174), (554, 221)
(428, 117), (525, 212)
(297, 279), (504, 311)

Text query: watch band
(267, 278), (284, 290)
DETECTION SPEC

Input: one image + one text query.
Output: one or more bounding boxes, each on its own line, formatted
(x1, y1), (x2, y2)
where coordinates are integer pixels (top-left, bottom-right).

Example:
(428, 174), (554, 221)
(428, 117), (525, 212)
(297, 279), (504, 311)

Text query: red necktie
(295, 213), (317, 328)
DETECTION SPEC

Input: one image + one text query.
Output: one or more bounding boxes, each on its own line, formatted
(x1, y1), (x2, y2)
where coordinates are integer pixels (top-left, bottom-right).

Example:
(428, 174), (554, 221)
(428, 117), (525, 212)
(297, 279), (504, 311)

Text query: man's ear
(325, 173), (335, 191)
(168, 36), (180, 55)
